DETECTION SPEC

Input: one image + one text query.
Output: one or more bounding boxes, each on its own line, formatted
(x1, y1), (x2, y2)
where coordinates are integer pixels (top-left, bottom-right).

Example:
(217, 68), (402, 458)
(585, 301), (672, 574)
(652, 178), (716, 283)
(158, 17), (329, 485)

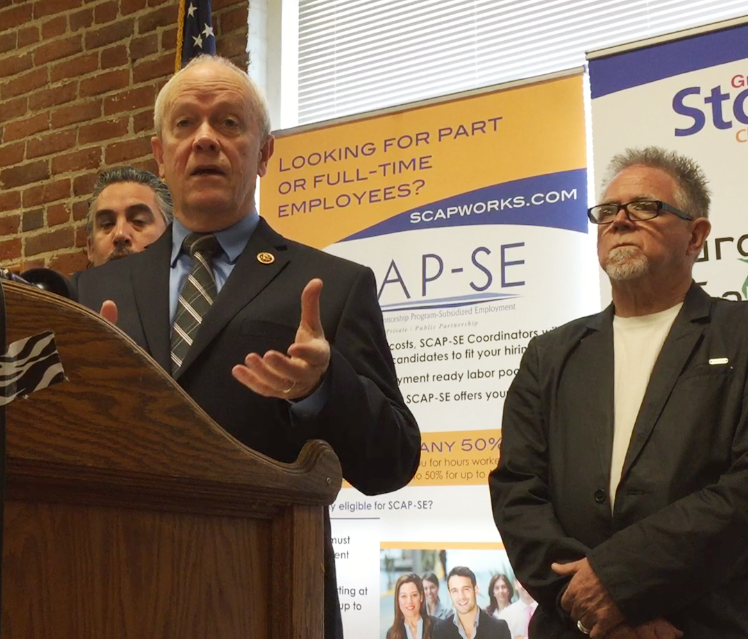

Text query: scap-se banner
(261, 70), (595, 639)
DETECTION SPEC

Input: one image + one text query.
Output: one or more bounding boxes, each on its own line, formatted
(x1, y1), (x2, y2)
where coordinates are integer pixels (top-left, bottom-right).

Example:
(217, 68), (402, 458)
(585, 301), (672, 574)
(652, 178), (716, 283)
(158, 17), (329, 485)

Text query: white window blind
(296, 0), (748, 125)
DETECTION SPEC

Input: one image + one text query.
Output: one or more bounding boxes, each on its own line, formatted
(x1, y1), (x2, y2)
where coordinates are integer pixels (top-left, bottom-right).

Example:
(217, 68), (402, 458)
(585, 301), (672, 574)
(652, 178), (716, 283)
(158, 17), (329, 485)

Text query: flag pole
(175, 0), (187, 72)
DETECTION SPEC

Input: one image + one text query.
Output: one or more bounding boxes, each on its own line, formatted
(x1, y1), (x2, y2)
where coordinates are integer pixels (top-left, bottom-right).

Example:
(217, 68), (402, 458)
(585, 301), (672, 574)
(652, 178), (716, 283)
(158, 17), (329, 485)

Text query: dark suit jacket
(489, 284), (748, 638)
(434, 610), (511, 639)
(72, 219), (421, 639)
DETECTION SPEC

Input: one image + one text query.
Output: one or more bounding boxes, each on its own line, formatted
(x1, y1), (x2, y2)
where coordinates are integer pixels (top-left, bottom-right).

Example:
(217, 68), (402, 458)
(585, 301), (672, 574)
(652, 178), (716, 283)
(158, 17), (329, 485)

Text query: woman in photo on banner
(486, 574), (514, 618)
(387, 574), (441, 639)
(423, 572), (451, 620)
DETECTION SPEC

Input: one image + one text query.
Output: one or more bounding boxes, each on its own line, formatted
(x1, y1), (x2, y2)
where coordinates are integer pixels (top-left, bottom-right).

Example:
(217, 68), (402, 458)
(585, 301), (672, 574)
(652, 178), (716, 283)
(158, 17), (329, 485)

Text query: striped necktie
(170, 233), (221, 374)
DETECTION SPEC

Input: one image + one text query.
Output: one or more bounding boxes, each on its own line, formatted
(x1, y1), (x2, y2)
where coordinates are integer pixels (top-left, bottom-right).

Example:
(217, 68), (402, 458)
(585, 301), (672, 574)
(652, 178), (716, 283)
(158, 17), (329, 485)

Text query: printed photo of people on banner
(380, 548), (537, 639)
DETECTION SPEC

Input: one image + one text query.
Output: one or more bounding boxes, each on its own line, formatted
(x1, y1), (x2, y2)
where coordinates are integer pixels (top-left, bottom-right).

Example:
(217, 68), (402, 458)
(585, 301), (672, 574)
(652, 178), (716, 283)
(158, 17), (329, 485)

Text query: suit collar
(579, 308), (615, 481)
(579, 282), (711, 489)
(169, 211), (261, 266)
(174, 218), (290, 379)
(130, 229), (172, 370)
(675, 280), (712, 323)
(620, 282), (711, 484)
(586, 281), (710, 331)
(585, 303), (614, 331)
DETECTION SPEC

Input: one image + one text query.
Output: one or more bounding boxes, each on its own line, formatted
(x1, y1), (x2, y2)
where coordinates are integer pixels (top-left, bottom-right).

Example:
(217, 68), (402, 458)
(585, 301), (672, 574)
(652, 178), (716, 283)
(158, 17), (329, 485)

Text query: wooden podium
(0, 280), (342, 639)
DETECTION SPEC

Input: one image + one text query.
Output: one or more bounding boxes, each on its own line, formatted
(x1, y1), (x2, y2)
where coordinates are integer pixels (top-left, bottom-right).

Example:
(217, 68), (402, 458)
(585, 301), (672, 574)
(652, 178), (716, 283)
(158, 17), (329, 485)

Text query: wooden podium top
(1, 280), (342, 518)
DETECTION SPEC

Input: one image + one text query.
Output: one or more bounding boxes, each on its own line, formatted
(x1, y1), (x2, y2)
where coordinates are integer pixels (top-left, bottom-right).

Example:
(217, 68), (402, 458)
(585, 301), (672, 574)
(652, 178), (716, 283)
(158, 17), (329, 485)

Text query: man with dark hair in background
(86, 166), (173, 267)
(491, 147), (748, 638)
(72, 55), (420, 639)
(435, 567), (510, 639)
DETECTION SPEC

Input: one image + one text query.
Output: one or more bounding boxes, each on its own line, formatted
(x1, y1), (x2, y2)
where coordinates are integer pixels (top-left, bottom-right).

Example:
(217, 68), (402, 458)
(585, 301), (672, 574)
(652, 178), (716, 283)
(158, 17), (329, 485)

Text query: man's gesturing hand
(232, 278), (331, 400)
(552, 558), (624, 639)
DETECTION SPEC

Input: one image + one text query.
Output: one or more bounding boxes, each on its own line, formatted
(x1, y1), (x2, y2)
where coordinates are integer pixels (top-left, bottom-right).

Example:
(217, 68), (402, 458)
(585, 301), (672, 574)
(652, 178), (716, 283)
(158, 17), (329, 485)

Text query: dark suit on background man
(492, 284), (748, 637)
(72, 55), (420, 639)
(490, 149), (748, 638)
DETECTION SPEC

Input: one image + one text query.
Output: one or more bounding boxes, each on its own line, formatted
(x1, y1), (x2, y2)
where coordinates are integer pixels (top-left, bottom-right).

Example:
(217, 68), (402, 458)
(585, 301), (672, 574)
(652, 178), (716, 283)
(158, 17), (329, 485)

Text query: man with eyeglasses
(490, 147), (748, 638)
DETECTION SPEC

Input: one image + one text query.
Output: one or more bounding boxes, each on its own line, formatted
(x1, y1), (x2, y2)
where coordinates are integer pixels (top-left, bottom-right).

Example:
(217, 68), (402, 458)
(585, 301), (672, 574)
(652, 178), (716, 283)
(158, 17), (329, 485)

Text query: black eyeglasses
(587, 200), (694, 225)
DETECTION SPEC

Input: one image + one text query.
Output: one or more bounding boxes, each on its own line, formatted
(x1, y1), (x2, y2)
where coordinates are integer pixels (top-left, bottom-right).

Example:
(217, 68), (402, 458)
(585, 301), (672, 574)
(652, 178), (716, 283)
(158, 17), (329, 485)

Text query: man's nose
(112, 220), (132, 245)
(610, 207), (634, 229)
(193, 122), (219, 152)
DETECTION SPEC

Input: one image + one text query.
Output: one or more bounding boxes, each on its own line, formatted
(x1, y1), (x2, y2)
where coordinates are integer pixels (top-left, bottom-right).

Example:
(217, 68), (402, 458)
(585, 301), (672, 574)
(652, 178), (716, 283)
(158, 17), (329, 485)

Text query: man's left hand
(232, 278), (331, 400)
(552, 558), (624, 639)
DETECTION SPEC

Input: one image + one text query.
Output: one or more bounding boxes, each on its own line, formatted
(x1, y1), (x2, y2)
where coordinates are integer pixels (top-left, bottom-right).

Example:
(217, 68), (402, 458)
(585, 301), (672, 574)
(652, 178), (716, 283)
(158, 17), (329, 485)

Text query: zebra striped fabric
(0, 331), (65, 406)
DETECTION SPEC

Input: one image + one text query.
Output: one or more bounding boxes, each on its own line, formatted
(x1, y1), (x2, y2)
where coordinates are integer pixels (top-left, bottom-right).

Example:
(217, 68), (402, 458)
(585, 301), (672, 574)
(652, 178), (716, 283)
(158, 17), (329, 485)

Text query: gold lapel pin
(257, 252), (275, 264)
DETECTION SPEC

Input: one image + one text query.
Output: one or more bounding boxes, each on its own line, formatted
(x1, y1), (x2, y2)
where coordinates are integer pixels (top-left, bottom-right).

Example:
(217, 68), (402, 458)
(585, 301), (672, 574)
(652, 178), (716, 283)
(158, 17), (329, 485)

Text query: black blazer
(434, 610), (511, 639)
(73, 219), (421, 639)
(490, 284), (748, 637)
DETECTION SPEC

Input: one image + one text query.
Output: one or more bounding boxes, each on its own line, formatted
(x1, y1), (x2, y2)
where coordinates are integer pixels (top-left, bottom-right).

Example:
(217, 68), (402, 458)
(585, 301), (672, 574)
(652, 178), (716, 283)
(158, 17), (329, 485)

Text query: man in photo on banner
(435, 567), (511, 639)
(71, 54), (421, 639)
(490, 147), (748, 638)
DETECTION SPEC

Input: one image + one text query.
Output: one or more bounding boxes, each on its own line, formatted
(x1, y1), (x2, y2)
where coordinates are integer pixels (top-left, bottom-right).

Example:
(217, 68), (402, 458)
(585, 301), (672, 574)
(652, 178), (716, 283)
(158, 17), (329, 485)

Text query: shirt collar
(413, 617), (424, 638)
(170, 209), (260, 266)
(452, 610), (480, 631)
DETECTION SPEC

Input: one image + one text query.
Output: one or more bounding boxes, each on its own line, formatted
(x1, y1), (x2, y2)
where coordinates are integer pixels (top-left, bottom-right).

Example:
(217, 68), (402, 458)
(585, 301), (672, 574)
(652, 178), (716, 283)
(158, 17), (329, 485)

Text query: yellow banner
(262, 74), (585, 248)
(411, 429), (500, 487)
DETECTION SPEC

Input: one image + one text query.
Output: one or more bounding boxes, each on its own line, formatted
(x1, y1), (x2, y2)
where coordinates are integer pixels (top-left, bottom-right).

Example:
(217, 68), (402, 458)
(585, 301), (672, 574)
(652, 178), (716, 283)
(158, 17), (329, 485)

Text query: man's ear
(86, 235), (94, 263)
(151, 136), (166, 179)
(687, 216), (711, 258)
(257, 134), (275, 178)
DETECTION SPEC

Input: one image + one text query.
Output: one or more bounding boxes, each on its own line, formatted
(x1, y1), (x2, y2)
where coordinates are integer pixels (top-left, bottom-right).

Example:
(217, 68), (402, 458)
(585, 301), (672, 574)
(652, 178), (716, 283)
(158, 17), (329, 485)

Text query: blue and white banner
(265, 70), (598, 638)
(589, 17), (748, 302)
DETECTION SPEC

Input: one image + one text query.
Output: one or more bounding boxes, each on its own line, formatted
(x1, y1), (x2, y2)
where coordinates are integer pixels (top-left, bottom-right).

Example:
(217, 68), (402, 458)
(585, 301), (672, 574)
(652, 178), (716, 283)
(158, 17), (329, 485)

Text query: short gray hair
(153, 55), (271, 142)
(87, 166), (173, 235)
(601, 146), (711, 219)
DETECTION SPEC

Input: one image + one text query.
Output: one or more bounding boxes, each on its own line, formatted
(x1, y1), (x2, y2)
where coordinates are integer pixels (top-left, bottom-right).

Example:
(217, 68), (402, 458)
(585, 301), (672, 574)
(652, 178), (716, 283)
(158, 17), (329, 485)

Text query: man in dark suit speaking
(490, 147), (748, 638)
(72, 55), (420, 639)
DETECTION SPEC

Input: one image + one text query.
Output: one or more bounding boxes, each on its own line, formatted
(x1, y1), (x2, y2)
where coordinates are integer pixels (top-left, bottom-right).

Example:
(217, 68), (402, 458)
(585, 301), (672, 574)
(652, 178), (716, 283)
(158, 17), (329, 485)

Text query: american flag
(177, 0), (216, 71)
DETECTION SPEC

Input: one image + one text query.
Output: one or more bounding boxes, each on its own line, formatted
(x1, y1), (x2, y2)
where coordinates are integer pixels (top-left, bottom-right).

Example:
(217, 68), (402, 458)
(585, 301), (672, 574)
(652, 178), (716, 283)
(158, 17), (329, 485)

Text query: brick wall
(0, 0), (250, 275)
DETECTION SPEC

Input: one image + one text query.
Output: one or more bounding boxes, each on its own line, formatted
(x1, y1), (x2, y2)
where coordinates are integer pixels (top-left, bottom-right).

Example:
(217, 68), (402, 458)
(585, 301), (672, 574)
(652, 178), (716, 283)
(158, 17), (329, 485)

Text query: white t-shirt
(610, 303), (682, 505)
